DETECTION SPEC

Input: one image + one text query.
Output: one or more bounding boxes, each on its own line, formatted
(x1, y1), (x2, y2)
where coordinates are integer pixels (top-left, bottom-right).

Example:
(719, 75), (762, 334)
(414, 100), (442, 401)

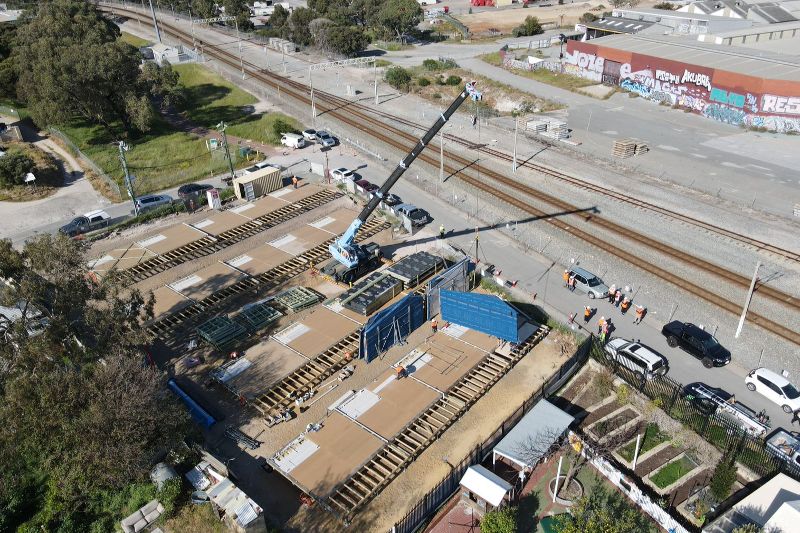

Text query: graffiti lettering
(703, 103), (745, 125)
(744, 115), (800, 133)
(681, 70), (711, 91)
(762, 95), (800, 115)
(710, 88), (745, 108)
(651, 91), (675, 105)
(655, 70), (680, 84)
(745, 93), (758, 113)
(620, 78), (651, 98)
(564, 51), (604, 74)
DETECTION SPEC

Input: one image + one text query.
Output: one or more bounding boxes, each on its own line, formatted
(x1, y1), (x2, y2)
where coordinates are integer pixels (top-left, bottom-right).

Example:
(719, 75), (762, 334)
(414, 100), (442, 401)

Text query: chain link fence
(48, 127), (123, 200)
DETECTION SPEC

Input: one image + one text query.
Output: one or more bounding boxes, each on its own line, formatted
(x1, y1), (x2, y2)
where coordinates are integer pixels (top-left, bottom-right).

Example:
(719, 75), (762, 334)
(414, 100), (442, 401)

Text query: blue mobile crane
(321, 82), (482, 283)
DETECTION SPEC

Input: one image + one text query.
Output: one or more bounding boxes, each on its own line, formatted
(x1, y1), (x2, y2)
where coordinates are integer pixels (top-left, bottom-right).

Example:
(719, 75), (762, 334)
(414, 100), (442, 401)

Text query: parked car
(316, 130), (335, 148)
(380, 193), (401, 206)
(59, 209), (111, 237)
(746, 368), (800, 413)
(684, 381), (770, 436)
(661, 321), (731, 367)
(566, 267), (609, 299)
(604, 338), (667, 381)
(177, 183), (214, 199)
(330, 167), (355, 182)
(302, 129), (317, 142)
(683, 382), (732, 415)
(254, 159), (272, 169)
(766, 429), (800, 469)
(395, 204), (430, 227)
(135, 194), (173, 213)
(355, 179), (378, 193)
(280, 133), (305, 149)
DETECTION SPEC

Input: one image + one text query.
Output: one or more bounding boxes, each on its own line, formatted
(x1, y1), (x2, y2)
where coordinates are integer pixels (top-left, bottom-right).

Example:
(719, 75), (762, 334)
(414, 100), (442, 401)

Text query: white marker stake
(632, 433), (642, 470)
(553, 455), (563, 502)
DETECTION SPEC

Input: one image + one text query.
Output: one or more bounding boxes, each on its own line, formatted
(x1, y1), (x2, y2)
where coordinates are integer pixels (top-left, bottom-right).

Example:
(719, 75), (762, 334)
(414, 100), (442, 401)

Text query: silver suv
(568, 266), (609, 299)
(605, 338), (668, 381)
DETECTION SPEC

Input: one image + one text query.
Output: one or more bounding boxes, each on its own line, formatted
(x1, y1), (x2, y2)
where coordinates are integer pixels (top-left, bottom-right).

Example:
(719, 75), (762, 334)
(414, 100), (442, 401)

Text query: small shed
(459, 465), (513, 514)
(232, 166), (282, 201)
(149, 43), (180, 65)
(492, 399), (575, 473)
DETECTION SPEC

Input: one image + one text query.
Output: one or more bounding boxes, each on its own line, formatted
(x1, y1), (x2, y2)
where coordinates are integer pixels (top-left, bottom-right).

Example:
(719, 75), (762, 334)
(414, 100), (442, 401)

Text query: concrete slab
(228, 194), (289, 219)
(169, 262), (248, 301)
(270, 183), (321, 203)
(307, 208), (359, 236)
(441, 322), (502, 352)
(224, 338), (308, 400)
(267, 226), (332, 256)
(151, 285), (194, 320)
(274, 307), (360, 358)
(190, 210), (253, 236)
(287, 412), (384, 497)
(402, 333), (489, 392)
(224, 244), (295, 276)
(136, 224), (207, 255)
(88, 245), (157, 275)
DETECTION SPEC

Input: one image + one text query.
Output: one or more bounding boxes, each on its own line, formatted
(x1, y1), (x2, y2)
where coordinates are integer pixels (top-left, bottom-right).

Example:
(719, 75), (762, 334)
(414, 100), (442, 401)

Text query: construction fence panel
(390, 336), (592, 533)
(426, 257), (469, 320)
(359, 294), (425, 362)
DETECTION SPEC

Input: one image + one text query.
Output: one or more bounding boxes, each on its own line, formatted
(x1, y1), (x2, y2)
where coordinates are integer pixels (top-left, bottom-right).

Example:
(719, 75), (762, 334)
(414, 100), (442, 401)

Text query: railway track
(103, 4), (800, 348)
(123, 189), (341, 283)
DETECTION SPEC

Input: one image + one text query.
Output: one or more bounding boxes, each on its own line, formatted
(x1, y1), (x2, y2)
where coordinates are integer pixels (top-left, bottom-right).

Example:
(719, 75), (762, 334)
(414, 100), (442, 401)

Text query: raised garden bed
(590, 408), (638, 436)
(618, 423), (670, 462)
(650, 455), (698, 489)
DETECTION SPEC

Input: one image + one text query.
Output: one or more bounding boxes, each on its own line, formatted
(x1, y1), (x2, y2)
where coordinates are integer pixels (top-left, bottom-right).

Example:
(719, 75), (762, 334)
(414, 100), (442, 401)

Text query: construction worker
(291, 176), (299, 189)
(562, 269), (570, 287)
(607, 284), (617, 303)
(634, 305), (646, 325)
(431, 318), (438, 334)
(583, 306), (592, 324)
(568, 275), (576, 292)
(620, 297), (631, 314)
(439, 224), (445, 239)
(597, 316), (606, 335)
(614, 289), (623, 307)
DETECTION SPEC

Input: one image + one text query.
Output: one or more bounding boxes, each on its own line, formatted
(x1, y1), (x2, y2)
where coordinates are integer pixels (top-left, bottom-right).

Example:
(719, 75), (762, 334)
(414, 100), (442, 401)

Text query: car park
(135, 194), (173, 213)
(316, 130), (335, 148)
(745, 367), (800, 413)
(302, 129), (317, 142)
(661, 321), (731, 367)
(331, 167), (355, 182)
(604, 337), (667, 381)
(395, 204), (430, 227)
(567, 267), (609, 299)
(59, 210), (112, 237)
(177, 183), (214, 199)
(280, 133), (305, 148)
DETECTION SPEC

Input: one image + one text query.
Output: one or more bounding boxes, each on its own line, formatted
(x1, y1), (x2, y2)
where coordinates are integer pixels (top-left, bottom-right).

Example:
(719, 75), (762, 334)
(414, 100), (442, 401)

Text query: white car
(302, 129), (317, 142)
(604, 338), (668, 381)
(330, 167), (354, 182)
(745, 367), (800, 413)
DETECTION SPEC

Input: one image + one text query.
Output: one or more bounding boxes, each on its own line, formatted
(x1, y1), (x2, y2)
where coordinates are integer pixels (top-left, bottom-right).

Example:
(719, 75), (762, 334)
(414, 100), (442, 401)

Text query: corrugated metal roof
(460, 465), (513, 507)
(590, 34), (800, 81)
(493, 400), (575, 469)
(585, 17), (655, 33)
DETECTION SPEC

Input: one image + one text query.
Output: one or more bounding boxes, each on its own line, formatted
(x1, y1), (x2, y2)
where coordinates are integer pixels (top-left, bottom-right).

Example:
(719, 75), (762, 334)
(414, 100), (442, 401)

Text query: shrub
(0, 149), (35, 187)
(422, 59), (439, 71)
(445, 75), (462, 86)
(385, 66), (412, 91)
(480, 506), (517, 533)
(709, 453), (737, 501)
(616, 383), (630, 404)
(654, 2), (676, 9)
(513, 15), (543, 37)
(417, 77), (430, 87)
(432, 93), (442, 100)
(580, 12), (599, 23)
(272, 118), (298, 139)
(157, 477), (183, 518)
(595, 368), (615, 397)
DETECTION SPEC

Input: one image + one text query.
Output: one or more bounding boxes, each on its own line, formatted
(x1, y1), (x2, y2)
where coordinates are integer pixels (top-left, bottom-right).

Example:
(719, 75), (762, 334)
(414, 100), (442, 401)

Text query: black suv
(661, 321), (731, 367)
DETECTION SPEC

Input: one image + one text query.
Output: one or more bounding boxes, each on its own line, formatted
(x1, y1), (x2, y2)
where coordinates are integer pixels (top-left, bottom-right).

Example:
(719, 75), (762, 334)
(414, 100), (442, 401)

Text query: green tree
(709, 452), (738, 501)
(480, 506), (517, 533)
(272, 118), (298, 139)
(376, 0), (422, 39)
(0, 149), (34, 187)
(139, 61), (185, 111)
(554, 484), (651, 533)
(653, 2), (676, 9)
(327, 25), (370, 57)
(14, 0), (151, 135)
(0, 23), (17, 97)
(385, 65), (411, 91)
(580, 12), (599, 23)
(222, 0), (253, 30)
(190, 0), (217, 19)
(288, 7), (315, 45)
(268, 4), (290, 31)
(513, 15), (544, 37)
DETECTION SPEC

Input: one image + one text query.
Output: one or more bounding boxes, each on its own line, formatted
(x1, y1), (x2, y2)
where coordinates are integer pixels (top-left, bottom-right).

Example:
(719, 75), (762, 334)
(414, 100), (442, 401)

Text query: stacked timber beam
(325, 324), (551, 518)
(612, 138), (649, 158)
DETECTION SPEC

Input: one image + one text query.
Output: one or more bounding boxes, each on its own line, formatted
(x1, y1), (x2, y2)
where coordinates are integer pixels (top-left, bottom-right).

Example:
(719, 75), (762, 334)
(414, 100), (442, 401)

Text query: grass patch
(226, 112), (302, 145)
(618, 423), (670, 462)
(650, 455), (696, 489)
(0, 99), (29, 121)
(375, 59), (393, 68)
(120, 32), (150, 48)
(480, 51), (597, 93)
(164, 501), (225, 533)
(0, 142), (63, 201)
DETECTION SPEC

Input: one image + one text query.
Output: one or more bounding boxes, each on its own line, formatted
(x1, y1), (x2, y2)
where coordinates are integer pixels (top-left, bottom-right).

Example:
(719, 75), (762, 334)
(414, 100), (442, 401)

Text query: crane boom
(329, 82), (481, 268)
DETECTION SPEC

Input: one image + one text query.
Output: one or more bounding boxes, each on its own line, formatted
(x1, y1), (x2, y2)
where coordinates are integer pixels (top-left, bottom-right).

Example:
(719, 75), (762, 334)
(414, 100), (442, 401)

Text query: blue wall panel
(440, 290), (520, 343)
(360, 294), (425, 362)
(168, 378), (217, 428)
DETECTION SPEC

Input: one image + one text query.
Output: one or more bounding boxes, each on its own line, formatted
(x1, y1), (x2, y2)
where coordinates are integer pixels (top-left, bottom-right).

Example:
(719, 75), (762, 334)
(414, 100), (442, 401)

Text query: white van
(281, 133), (305, 148)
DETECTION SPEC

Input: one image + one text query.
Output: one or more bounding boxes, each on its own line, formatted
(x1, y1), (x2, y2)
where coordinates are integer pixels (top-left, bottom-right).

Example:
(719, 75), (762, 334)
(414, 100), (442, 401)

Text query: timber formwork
(146, 218), (390, 345)
(324, 324), (551, 519)
(123, 189), (341, 283)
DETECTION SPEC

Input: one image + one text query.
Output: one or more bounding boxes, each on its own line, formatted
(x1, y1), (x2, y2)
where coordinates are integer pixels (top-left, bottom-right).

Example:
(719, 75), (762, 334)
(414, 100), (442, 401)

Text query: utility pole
(236, 18), (244, 79)
(147, 0), (162, 43)
(735, 261), (761, 338)
(118, 142), (139, 217)
(189, 6), (196, 50)
(309, 67), (316, 128)
(439, 130), (445, 182)
(512, 115), (519, 173)
(374, 62), (379, 105)
(216, 122), (236, 183)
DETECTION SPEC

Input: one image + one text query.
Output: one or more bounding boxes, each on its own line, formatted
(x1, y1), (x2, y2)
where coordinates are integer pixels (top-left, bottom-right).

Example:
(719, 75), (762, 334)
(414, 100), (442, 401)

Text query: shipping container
(232, 166), (282, 201)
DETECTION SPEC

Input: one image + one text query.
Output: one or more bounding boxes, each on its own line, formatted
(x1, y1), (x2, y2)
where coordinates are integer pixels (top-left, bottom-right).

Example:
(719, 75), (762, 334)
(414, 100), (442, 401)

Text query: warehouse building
(564, 34), (800, 132)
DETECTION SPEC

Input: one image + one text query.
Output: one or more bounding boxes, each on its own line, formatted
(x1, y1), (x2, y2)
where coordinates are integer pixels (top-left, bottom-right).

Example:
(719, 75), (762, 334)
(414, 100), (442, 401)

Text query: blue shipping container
(440, 290), (521, 343)
(168, 378), (217, 428)
(360, 294), (425, 362)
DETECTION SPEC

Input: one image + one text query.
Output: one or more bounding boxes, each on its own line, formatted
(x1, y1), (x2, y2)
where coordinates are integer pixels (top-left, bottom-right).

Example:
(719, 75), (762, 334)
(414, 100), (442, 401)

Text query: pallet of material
(613, 138), (649, 158)
(339, 272), (403, 316)
(274, 286), (323, 313)
(235, 303), (282, 333)
(197, 316), (249, 349)
(385, 251), (445, 289)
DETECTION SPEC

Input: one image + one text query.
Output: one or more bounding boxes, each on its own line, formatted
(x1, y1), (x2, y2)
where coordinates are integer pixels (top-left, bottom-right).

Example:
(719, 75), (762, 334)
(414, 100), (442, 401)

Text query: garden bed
(649, 454), (698, 490)
(618, 423), (670, 463)
(589, 408), (638, 437)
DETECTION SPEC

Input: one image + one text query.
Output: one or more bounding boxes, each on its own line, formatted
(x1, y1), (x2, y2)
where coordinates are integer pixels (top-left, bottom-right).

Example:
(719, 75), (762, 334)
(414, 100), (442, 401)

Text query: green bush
(271, 118), (298, 139)
(417, 77), (430, 87)
(385, 66), (412, 91)
(157, 477), (183, 518)
(0, 149), (35, 187)
(480, 506), (517, 533)
(422, 59), (439, 71)
(709, 452), (737, 501)
(580, 12), (599, 23)
(512, 16), (543, 38)
(445, 75), (462, 86)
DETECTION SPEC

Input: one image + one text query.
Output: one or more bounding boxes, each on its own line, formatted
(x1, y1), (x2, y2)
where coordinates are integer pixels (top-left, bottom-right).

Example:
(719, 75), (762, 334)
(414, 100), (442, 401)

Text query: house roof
(459, 465), (513, 507)
(705, 473), (800, 532)
(493, 399), (575, 469)
(149, 43), (174, 54)
(749, 3), (798, 22)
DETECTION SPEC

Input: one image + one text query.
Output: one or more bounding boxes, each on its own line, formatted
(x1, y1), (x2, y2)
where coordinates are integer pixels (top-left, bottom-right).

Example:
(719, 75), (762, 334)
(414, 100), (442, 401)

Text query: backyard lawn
(650, 455), (697, 489)
(619, 423), (670, 462)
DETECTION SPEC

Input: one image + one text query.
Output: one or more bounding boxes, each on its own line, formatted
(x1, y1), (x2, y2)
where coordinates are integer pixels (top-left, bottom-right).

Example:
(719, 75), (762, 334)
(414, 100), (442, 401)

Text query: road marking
(607, 106), (624, 112)
(691, 153), (708, 159)
(657, 145), (680, 151)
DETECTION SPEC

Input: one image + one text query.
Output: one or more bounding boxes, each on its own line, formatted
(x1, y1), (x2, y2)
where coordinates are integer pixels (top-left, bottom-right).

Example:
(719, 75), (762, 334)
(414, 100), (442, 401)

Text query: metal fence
(48, 127), (123, 200)
(390, 335), (592, 533)
(587, 339), (800, 481)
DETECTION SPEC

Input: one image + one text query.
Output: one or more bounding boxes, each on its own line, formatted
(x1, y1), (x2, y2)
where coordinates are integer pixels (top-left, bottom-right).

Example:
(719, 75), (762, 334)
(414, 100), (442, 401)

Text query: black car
(177, 183), (214, 199)
(683, 382), (732, 415)
(661, 321), (731, 367)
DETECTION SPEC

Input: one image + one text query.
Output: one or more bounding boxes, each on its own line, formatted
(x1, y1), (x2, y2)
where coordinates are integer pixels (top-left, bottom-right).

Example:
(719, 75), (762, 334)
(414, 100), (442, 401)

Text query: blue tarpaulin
(359, 294), (424, 362)
(440, 290), (521, 343)
(168, 378), (216, 428)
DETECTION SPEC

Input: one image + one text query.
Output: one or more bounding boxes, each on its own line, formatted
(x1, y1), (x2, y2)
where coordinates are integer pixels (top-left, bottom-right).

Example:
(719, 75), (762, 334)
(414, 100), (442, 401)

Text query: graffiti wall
(564, 41), (800, 133)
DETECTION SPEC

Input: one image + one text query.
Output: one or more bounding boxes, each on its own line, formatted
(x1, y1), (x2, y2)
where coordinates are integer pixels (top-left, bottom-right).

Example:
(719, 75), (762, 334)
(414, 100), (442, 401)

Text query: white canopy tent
(492, 399), (575, 471)
(459, 465), (514, 508)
